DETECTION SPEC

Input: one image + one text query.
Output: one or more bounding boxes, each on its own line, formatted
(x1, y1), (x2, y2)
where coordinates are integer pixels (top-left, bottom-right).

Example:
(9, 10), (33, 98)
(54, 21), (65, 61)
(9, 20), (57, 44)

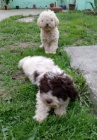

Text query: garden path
(65, 46), (97, 113)
(0, 9), (43, 21)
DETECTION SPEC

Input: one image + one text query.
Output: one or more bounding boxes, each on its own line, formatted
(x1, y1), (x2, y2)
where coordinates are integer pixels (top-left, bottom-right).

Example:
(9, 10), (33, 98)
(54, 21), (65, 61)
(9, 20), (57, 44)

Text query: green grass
(0, 11), (97, 140)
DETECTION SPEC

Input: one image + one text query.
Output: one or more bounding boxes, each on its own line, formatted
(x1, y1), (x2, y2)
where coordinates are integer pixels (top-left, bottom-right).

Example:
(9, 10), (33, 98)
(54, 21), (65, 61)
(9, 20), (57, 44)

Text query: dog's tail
(18, 56), (31, 69)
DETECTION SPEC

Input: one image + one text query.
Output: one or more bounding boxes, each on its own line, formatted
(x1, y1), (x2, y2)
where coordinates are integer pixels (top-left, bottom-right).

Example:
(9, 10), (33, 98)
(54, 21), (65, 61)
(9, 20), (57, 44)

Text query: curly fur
(37, 10), (59, 54)
(18, 56), (78, 123)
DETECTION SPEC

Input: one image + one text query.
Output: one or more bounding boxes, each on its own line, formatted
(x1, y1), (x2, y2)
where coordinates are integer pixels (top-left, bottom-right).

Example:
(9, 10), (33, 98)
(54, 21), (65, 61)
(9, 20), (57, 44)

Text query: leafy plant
(57, 0), (64, 5)
(69, 0), (76, 4)
(74, 0), (76, 4)
(89, 0), (97, 14)
(3, 0), (13, 5)
(23, 2), (31, 7)
(60, 0), (64, 5)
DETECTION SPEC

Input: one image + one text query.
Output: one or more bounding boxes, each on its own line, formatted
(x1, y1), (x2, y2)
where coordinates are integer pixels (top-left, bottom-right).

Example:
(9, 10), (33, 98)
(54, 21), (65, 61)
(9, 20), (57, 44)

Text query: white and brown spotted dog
(18, 56), (78, 123)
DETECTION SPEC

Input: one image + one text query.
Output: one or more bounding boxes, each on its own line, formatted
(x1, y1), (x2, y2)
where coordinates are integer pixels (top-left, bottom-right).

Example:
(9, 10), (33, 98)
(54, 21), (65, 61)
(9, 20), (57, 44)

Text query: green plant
(57, 0), (64, 5)
(50, 3), (54, 7)
(74, 0), (76, 4)
(3, 0), (13, 5)
(60, 0), (64, 5)
(69, 0), (76, 4)
(89, 0), (97, 14)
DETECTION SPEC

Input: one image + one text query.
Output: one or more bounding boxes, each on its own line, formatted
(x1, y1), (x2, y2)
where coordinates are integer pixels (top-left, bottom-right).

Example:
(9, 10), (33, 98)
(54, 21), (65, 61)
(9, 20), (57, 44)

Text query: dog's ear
(54, 17), (59, 26)
(50, 10), (59, 26)
(62, 76), (78, 101)
(39, 74), (51, 93)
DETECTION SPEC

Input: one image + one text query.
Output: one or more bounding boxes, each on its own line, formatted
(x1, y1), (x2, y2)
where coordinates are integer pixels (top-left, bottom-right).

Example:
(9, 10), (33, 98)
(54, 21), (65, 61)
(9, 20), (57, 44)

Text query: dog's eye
(39, 83), (50, 93)
(51, 19), (53, 21)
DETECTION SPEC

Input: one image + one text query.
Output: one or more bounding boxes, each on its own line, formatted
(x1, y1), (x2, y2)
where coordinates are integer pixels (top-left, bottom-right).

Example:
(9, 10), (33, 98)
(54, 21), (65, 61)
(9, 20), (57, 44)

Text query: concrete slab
(0, 9), (44, 21)
(65, 45), (97, 111)
(17, 17), (35, 22)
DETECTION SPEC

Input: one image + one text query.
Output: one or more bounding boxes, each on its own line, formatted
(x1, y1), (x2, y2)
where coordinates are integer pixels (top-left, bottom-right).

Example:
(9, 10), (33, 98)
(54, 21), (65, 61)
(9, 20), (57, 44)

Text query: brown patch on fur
(39, 74), (51, 93)
(39, 72), (78, 101)
(51, 76), (78, 101)
(33, 71), (39, 82)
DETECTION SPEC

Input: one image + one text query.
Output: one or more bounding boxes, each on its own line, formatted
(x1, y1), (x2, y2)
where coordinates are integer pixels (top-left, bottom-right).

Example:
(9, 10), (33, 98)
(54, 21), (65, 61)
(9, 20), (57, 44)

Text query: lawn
(0, 11), (97, 140)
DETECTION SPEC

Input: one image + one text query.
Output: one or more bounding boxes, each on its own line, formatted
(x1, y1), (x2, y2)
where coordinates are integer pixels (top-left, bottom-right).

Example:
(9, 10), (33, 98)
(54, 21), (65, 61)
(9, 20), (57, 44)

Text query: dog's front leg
(42, 40), (50, 54)
(54, 105), (67, 116)
(50, 40), (58, 54)
(54, 99), (69, 116)
(33, 98), (50, 123)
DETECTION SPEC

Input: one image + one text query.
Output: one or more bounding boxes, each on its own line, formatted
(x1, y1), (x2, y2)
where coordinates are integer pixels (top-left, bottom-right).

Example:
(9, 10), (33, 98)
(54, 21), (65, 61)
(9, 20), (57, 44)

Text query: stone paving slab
(65, 45), (97, 111)
(17, 17), (35, 22)
(0, 9), (44, 21)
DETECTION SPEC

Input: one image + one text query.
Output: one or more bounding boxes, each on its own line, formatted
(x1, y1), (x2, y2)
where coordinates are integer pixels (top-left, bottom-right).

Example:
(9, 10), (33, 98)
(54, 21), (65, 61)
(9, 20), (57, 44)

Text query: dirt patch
(12, 71), (25, 80)
(0, 42), (40, 51)
(12, 71), (29, 82)
(0, 89), (7, 97)
(76, 38), (84, 43)
(19, 42), (40, 48)
(84, 11), (97, 15)
(0, 48), (6, 51)
(10, 42), (40, 49)
(0, 65), (3, 78)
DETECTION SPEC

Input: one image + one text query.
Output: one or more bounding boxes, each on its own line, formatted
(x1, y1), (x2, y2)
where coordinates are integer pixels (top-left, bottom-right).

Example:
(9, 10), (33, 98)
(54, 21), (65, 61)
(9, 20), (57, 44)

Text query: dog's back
(18, 56), (31, 69)
(18, 56), (54, 76)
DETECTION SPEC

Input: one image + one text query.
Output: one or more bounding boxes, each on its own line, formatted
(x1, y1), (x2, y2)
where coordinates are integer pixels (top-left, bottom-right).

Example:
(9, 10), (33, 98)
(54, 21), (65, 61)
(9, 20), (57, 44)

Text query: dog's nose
(46, 23), (48, 26)
(46, 99), (52, 104)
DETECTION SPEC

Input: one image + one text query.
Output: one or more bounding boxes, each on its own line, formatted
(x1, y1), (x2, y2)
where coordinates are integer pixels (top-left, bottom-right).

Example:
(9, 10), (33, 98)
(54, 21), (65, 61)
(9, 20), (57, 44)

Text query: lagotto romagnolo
(37, 10), (59, 54)
(18, 56), (78, 123)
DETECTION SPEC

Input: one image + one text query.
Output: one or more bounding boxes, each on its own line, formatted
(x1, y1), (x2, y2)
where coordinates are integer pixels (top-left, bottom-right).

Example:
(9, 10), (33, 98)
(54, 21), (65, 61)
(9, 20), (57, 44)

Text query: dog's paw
(54, 108), (66, 116)
(52, 51), (56, 54)
(45, 51), (50, 54)
(47, 51), (56, 54)
(33, 115), (44, 123)
(40, 44), (43, 48)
